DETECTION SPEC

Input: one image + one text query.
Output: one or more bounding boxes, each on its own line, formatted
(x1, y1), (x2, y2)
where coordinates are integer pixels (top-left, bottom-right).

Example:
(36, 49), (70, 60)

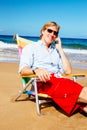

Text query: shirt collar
(38, 40), (55, 49)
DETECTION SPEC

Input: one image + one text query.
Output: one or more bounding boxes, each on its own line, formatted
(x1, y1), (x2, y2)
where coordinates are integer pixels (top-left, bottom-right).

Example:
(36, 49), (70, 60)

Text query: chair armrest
(21, 73), (87, 78)
(20, 74), (36, 78)
(62, 73), (87, 77)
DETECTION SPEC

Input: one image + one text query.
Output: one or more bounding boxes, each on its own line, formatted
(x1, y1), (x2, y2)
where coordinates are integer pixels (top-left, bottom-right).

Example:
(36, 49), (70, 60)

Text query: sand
(0, 62), (87, 130)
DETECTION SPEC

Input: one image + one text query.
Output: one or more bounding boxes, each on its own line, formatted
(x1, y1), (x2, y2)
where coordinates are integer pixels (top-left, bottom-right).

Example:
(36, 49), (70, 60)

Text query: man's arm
(55, 37), (72, 74)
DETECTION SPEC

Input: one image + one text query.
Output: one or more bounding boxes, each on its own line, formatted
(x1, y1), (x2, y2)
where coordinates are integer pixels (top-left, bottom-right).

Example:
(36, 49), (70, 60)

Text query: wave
(0, 41), (17, 49)
(64, 48), (87, 54)
(62, 38), (87, 50)
(0, 41), (87, 69)
(0, 41), (87, 55)
(63, 43), (87, 50)
(0, 35), (87, 50)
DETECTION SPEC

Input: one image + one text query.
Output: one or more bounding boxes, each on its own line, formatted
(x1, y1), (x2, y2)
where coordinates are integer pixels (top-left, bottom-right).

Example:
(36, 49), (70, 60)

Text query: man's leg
(78, 87), (87, 103)
(78, 87), (87, 113)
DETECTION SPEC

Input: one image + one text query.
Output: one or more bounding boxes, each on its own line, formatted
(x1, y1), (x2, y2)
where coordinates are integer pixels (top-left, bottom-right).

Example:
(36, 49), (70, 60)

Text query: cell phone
(54, 40), (58, 44)
(52, 40), (58, 46)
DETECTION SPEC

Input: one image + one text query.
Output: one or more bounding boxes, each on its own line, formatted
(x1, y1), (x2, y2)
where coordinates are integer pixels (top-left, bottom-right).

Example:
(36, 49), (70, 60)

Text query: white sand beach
(0, 62), (87, 130)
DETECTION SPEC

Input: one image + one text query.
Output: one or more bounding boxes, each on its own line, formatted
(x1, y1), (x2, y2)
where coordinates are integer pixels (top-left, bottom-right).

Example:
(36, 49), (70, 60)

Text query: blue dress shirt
(19, 40), (64, 74)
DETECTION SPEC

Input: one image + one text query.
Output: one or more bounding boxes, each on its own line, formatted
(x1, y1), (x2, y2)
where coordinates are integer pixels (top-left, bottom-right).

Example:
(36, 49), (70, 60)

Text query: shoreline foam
(0, 42), (87, 69)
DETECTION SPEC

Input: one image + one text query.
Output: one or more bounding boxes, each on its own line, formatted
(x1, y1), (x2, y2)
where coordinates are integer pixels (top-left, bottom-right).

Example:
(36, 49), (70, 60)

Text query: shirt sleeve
(19, 44), (34, 73)
(58, 57), (64, 73)
(56, 49), (64, 73)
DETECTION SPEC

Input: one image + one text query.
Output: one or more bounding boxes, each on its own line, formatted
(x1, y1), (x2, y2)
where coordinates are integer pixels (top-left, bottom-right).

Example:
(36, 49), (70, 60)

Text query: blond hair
(40, 21), (60, 39)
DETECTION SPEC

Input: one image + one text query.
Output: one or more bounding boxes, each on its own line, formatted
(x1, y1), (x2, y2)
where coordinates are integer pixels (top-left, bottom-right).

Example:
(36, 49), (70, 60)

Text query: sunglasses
(47, 28), (58, 36)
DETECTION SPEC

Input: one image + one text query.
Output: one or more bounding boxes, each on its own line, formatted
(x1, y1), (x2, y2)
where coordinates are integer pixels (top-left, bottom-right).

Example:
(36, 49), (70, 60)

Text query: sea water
(0, 35), (87, 69)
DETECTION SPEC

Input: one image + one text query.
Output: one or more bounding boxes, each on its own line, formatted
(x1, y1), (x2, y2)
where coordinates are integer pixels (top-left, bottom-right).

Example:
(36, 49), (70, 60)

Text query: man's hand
(34, 68), (51, 82)
(55, 37), (62, 50)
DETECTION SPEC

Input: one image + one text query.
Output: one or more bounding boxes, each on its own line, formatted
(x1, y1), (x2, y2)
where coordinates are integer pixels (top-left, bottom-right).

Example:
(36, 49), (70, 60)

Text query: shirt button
(51, 63), (53, 66)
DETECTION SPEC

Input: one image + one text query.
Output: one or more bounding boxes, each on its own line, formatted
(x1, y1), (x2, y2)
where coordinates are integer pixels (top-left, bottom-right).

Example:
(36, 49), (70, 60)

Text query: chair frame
(14, 34), (51, 115)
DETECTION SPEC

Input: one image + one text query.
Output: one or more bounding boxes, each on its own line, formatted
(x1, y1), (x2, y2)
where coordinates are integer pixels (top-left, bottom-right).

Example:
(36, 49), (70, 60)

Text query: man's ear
(42, 30), (44, 35)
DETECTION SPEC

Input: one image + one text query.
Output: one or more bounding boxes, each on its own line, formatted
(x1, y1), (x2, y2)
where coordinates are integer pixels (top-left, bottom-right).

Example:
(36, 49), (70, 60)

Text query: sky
(0, 0), (87, 38)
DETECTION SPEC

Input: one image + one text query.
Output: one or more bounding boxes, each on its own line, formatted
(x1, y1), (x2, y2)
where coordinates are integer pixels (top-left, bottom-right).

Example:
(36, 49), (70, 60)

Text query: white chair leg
(72, 76), (76, 82)
(14, 78), (34, 101)
(33, 78), (41, 115)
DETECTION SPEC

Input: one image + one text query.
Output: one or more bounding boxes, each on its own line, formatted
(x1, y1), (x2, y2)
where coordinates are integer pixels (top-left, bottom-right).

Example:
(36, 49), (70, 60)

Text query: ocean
(0, 35), (87, 69)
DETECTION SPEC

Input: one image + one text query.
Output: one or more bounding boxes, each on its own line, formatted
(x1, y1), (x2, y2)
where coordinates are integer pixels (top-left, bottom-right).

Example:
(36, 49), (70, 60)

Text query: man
(19, 21), (87, 116)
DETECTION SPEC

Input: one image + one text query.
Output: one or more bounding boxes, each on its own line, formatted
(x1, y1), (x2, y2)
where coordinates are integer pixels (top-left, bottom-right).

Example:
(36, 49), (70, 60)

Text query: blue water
(0, 35), (87, 50)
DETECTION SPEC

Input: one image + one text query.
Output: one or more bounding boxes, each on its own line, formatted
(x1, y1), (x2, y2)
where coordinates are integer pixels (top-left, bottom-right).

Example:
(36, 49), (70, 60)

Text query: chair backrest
(14, 34), (34, 85)
(14, 34), (33, 56)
